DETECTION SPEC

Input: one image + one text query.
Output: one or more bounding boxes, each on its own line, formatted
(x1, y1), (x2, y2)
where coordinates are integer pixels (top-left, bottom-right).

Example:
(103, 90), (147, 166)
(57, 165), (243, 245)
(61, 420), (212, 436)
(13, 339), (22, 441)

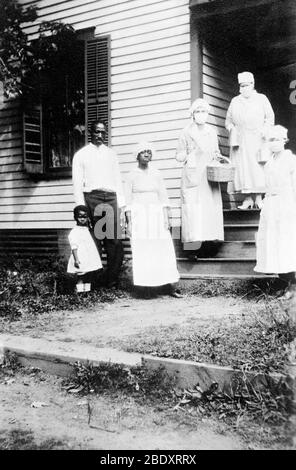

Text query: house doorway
(191, 0), (296, 154)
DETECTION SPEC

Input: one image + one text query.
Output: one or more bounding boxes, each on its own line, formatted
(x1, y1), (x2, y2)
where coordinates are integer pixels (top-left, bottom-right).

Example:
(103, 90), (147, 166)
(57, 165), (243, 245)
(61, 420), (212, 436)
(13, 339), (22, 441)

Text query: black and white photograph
(0, 0), (296, 454)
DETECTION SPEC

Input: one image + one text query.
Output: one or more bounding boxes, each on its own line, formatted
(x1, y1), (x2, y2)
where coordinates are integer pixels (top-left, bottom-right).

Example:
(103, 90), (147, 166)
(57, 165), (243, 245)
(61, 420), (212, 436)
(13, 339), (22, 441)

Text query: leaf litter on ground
(30, 401), (50, 408)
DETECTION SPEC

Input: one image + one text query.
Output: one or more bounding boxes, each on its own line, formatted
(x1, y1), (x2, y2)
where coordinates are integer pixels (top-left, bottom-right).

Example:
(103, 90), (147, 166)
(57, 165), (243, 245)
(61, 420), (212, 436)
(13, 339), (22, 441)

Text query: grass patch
(106, 300), (296, 374)
(65, 361), (176, 404)
(181, 277), (290, 299)
(62, 359), (294, 448)
(0, 256), (130, 321)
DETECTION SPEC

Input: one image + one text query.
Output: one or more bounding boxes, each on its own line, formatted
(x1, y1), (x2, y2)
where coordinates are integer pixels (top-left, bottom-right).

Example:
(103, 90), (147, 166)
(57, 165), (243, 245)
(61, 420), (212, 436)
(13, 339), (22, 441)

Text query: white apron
(226, 92), (274, 194)
(176, 123), (224, 243)
(125, 168), (179, 287)
(254, 150), (296, 274)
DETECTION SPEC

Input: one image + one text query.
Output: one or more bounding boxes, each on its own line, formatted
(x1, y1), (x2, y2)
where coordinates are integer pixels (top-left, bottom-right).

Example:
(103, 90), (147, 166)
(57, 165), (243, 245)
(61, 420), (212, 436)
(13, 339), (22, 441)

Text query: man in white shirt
(72, 120), (125, 288)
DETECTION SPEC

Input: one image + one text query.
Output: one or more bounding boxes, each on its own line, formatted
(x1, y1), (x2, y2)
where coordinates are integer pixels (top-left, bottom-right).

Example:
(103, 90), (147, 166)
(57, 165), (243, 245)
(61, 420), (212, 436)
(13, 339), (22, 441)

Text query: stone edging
(0, 334), (294, 394)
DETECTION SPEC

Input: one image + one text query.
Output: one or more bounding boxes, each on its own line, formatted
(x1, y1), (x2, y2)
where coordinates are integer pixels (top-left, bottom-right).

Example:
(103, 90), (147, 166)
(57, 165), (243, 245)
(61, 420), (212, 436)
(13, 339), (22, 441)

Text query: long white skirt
(181, 173), (224, 243)
(254, 192), (296, 273)
(228, 129), (266, 194)
(130, 200), (179, 287)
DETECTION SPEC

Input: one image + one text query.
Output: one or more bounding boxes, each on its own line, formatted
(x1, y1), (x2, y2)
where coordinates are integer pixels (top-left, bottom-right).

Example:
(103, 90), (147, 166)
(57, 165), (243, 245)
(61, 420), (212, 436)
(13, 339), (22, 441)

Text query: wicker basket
(207, 156), (235, 183)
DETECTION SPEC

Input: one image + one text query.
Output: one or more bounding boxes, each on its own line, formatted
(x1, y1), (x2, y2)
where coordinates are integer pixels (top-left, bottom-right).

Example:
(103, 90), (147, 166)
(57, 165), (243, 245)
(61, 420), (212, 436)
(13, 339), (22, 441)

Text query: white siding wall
(0, 0), (191, 229)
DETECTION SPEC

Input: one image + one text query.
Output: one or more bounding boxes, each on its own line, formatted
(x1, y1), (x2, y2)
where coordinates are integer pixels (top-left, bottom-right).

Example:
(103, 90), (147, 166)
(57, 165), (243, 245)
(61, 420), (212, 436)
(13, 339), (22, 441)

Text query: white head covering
(268, 125), (288, 140)
(189, 98), (210, 115)
(134, 140), (155, 160)
(238, 71), (254, 84)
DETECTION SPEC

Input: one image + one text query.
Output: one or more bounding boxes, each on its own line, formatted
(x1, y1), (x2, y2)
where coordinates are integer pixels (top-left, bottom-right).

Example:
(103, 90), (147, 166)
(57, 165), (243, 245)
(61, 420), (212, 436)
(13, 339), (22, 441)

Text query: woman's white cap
(268, 125), (288, 140)
(238, 72), (254, 84)
(134, 140), (155, 158)
(189, 98), (210, 115)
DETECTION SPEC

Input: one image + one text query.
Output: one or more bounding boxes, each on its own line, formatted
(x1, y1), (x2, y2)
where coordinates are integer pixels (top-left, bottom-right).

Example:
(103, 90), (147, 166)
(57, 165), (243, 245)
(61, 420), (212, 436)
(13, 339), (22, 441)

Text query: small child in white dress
(67, 205), (102, 292)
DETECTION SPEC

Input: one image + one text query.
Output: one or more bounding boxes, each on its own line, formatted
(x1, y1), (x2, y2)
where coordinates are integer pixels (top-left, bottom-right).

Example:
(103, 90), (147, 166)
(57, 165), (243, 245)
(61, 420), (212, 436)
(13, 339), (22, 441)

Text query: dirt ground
(0, 294), (251, 348)
(0, 368), (249, 450)
(0, 293), (292, 450)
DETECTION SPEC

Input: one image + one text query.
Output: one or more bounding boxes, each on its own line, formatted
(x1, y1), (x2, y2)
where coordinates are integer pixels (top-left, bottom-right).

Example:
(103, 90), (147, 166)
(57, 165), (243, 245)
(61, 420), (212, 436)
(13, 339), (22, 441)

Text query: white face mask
(193, 110), (208, 125)
(239, 83), (254, 98)
(268, 139), (286, 153)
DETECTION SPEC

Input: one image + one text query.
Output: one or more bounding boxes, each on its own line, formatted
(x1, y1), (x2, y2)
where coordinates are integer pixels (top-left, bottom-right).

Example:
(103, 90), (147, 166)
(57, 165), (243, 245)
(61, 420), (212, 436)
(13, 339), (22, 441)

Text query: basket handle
(214, 153), (231, 164)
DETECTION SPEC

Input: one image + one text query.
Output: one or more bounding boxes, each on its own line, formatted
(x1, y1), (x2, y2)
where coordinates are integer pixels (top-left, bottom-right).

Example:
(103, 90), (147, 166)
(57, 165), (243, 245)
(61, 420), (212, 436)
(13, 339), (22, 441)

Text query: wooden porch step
(223, 209), (260, 224)
(177, 257), (259, 276)
(180, 273), (275, 280)
(179, 241), (256, 259)
(224, 224), (258, 241)
(174, 207), (261, 277)
(221, 189), (263, 210)
(180, 271), (278, 281)
(214, 241), (256, 258)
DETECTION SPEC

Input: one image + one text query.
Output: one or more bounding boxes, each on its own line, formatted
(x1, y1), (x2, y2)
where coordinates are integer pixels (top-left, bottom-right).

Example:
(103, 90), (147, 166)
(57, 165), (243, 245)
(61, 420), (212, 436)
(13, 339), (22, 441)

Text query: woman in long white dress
(226, 71), (275, 209)
(125, 142), (181, 297)
(254, 125), (296, 297)
(175, 98), (224, 251)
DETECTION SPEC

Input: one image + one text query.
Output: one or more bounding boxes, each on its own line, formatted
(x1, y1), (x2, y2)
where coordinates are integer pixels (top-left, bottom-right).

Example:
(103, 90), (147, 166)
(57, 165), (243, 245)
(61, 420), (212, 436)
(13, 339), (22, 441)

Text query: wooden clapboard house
(0, 0), (295, 278)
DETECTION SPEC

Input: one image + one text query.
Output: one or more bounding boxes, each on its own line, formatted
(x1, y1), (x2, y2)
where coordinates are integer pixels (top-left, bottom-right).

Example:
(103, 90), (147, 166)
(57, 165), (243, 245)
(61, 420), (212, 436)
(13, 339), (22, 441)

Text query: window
(23, 34), (110, 176)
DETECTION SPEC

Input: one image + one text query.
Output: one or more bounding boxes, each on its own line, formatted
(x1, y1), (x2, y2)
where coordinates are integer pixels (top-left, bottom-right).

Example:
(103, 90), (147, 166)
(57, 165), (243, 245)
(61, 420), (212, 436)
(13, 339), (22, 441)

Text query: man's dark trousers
(84, 190), (124, 286)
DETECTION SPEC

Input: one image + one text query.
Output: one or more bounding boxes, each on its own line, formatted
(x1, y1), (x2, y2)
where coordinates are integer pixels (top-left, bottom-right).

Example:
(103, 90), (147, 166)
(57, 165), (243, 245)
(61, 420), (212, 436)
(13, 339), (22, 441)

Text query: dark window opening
(23, 31), (110, 177)
(43, 39), (85, 170)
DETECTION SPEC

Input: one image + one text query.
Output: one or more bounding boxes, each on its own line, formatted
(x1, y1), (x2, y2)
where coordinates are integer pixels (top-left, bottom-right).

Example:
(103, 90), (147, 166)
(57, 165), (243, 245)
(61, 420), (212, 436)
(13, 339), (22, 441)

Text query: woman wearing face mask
(254, 125), (296, 298)
(176, 98), (224, 250)
(226, 72), (275, 210)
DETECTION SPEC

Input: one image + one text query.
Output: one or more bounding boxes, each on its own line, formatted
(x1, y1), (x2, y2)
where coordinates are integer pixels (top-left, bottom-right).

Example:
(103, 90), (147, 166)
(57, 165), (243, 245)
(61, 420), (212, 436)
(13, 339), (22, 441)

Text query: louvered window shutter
(23, 104), (44, 174)
(86, 36), (110, 143)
